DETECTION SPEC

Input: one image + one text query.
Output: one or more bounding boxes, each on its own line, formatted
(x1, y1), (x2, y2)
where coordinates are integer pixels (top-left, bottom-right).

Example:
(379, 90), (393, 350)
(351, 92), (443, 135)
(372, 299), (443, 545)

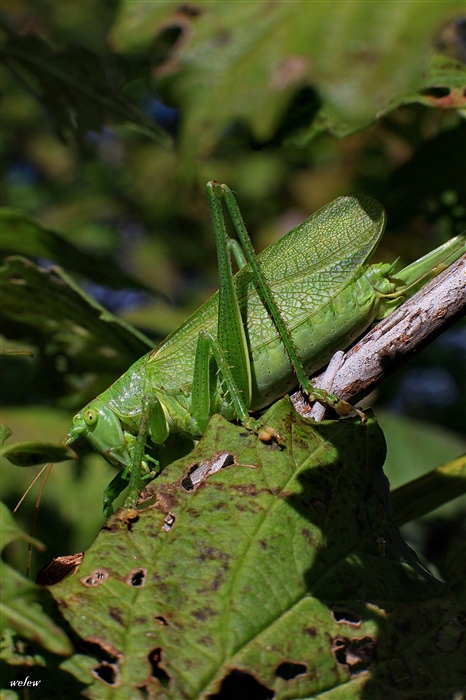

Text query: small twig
(292, 253), (466, 416)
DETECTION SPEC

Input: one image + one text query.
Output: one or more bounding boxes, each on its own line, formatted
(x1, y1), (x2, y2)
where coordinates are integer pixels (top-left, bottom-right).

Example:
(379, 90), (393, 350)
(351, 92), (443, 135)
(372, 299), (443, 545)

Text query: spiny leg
(192, 329), (281, 440)
(124, 395), (153, 511)
(207, 182), (253, 410)
(217, 182), (365, 421)
(199, 184), (282, 440)
(103, 472), (130, 519)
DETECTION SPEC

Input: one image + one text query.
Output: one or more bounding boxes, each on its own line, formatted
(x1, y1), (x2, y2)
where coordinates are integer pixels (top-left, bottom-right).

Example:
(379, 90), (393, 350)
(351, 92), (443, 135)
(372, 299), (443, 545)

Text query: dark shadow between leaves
(285, 414), (450, 697)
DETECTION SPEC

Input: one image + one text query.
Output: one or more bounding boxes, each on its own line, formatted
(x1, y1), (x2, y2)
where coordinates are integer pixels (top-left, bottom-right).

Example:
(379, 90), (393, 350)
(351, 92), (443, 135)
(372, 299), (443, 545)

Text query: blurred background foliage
(1, 0), (465, 579)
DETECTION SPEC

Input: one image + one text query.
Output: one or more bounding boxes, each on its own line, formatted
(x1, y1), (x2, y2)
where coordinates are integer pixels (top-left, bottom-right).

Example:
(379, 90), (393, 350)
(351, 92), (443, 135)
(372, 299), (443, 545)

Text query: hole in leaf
(208, 669), (275, 699)
(330, 606), (362, 627)
(148, 648), (170, 688)
(418, 86), (451, 98)
(152, 26), (184, 67)
(181, 465), (198, 491)
(155, 615), (168, 626)
(331, 636), (377, 675)
(127, 568), (147, 587)
(182, 452), (235, 491)
(82, 636), (121, 663)
(275, 661), (307, 680)
(92, 662), (119, 686)
(80, 568), (109, 587)
(82, 635), (122, 687)
(220, 454), (234, 468)
(137, 685), (150, 700)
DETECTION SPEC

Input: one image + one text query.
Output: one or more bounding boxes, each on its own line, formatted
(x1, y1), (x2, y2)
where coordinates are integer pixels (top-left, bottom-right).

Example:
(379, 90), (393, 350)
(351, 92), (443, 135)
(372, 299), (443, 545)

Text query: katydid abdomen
(65, 186), (465, 514)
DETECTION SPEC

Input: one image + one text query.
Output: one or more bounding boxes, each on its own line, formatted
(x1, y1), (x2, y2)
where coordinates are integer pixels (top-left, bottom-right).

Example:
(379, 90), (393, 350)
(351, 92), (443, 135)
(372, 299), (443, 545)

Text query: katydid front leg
(104, 396), (165, 515)
(210, 182), (364, 421)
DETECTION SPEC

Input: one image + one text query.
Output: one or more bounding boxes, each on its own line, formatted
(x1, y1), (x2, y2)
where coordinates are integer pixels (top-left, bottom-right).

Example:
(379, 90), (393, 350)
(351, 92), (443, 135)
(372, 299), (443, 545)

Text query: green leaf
(110, 0), (465, 158)
(0, 257), (153, 404)
(413, 53), (466, 109)
(1, 441), (77, 467)
(48, 400), (445, 698)
(379, 411), (466, 491)
(0, 27), (171, 147)
(1, 424), (12, 447)
(0, 562), (73, 658)
(0, 503), (72, 658)
(391, 455), (466, 525)
(0, 500), (42, 552)
(0, 208), (151, 292)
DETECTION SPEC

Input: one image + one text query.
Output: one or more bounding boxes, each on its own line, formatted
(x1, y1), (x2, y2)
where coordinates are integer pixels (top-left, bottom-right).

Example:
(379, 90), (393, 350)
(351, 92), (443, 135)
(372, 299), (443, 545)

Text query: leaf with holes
(36, 398), (464, 699)
(110, 0), (465, 158)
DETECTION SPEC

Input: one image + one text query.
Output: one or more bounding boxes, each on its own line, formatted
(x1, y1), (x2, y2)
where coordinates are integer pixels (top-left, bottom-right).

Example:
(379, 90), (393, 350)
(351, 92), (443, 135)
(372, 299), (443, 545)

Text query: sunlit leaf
(111, 0), (465, 158)
(47, 401), (458, 698)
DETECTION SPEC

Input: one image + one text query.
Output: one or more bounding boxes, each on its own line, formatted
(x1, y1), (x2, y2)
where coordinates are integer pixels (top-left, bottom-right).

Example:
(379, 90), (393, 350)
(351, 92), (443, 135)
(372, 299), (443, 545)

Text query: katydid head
(66, 398), (131, 470)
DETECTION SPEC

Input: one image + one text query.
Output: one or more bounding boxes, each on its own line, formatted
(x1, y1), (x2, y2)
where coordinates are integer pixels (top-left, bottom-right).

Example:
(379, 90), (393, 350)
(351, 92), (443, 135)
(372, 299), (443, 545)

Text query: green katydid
(59, 182), (464, 517)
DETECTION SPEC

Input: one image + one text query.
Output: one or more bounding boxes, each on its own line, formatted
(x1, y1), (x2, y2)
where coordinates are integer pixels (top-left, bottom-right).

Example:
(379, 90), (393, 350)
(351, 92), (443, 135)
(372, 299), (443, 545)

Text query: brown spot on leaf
(192, 606), (217, 622)
(109, 607), (125, 626)
(300, 528), (315, 546)
(162, 512), (176, 532)
(230, 483), (258, 497)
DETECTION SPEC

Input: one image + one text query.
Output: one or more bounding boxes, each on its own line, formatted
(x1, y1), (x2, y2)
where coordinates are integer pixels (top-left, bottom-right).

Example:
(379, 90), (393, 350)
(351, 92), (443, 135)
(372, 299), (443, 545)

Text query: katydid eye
(84, 409), (98, 426)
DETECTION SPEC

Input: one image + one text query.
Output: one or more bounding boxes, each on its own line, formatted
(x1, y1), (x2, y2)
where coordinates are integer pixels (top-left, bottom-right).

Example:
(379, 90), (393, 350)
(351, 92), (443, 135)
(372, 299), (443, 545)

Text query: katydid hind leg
(218, 183), (365, 420)
(206, 183), (281, 439)
(227, 238), (248, 270)
(124, 396), (156, 511)
(206, 182), (253, 409)
(192, 329), (252, 432)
